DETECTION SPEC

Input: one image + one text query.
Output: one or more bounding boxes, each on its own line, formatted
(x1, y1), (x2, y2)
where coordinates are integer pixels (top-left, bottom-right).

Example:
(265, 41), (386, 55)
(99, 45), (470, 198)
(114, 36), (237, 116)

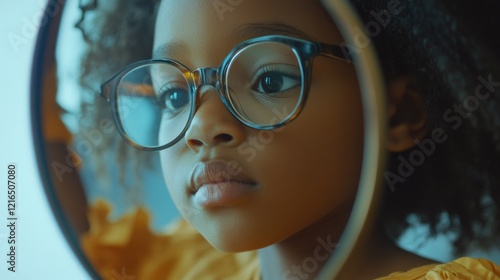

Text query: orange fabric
(80, 199), (260, 280)
(81, 200), (499, 280)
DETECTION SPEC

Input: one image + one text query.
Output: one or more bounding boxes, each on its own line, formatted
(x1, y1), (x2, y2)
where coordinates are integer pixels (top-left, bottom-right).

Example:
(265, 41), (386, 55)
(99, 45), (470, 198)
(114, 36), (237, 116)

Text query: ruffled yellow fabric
(81, 200), (499, 279)
(377, 257), (500, 280)
(80, 199), (260, 280)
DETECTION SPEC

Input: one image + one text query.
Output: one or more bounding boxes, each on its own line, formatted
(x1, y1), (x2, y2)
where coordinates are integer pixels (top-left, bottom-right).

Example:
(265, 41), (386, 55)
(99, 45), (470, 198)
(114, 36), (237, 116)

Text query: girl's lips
(193, 181), (257, 208)
(190, 160), (258, 208)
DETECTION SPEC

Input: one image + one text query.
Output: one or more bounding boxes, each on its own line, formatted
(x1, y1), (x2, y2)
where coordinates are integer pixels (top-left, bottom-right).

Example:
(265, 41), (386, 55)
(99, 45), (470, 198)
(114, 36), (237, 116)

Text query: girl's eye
(159, 86), (190, 114)
(251, 65), (301, 95)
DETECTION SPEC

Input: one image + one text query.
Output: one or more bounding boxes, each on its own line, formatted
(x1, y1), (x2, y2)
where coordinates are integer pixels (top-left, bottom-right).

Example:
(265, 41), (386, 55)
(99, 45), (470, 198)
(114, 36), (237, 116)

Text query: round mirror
(32, 0), (500, 279)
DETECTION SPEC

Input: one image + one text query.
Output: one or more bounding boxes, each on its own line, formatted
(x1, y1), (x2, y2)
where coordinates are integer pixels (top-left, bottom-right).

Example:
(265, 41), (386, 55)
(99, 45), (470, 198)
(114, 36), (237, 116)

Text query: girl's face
(155, 0), (364, 252)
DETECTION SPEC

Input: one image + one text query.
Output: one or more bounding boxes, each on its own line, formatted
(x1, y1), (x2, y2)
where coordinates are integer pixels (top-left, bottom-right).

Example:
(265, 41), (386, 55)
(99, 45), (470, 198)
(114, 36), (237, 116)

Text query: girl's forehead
(154, 0), (341, 47)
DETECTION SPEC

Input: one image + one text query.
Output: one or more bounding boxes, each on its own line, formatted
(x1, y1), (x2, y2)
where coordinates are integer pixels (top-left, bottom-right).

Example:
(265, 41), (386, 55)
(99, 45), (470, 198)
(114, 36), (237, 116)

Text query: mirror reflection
(36, 0), (500, 279)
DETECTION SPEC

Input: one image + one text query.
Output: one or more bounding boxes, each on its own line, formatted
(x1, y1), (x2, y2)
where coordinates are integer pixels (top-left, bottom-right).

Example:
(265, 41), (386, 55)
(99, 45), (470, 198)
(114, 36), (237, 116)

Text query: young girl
(75, 0), (500, 278)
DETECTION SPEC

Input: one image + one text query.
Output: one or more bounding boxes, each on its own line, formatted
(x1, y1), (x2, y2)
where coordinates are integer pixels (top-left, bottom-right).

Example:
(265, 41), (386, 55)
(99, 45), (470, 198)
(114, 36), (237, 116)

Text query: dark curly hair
(75, 0), (500, 256)
(351, 0), (500, 254)
(76, 0), (160, 185)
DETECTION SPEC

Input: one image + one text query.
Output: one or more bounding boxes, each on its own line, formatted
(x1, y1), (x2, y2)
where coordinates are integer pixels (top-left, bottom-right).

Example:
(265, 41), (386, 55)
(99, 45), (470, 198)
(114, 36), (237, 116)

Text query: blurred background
(0, 1), (89, 279)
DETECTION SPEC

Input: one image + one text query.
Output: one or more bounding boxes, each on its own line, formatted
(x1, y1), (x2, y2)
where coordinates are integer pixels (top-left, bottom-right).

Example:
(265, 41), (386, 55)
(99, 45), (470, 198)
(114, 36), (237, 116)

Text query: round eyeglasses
(100, 35), (350, 151)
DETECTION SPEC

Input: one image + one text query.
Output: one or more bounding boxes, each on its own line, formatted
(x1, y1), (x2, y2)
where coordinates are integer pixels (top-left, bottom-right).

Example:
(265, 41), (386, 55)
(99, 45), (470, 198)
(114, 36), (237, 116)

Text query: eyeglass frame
(100, 35), (351, 151)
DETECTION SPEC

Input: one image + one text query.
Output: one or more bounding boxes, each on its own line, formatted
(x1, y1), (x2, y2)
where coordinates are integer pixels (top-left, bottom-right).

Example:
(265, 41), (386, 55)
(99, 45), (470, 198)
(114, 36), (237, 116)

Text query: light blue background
(0, 0), (89, 278)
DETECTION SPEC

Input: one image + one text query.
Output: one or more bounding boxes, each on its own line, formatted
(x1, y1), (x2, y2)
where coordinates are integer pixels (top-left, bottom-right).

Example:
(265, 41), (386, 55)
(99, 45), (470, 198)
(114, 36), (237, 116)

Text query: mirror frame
(30, 0), (387, 279)
(31, 0), (98, 278)
(318, 0), (387, 278)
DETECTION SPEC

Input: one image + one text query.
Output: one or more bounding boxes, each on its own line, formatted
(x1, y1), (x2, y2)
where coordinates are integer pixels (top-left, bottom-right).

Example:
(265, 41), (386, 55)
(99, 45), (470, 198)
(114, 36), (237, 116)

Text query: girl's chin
(197, 224), (296, 253)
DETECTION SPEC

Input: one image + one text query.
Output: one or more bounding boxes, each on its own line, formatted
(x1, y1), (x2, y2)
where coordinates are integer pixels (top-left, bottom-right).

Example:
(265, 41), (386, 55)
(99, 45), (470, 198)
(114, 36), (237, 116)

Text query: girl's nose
(184, 85), (246, 152)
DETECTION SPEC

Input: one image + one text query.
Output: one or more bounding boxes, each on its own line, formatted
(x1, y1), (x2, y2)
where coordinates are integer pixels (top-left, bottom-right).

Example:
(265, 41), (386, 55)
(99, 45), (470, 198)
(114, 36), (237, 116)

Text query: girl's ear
(386, 76), (428, 152)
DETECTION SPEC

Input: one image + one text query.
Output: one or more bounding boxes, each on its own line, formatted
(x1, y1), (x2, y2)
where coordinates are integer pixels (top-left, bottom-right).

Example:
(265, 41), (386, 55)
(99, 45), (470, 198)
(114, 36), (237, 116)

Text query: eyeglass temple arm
(100, 83), (111, 100)
(100, 73), (120, 101)
(318, 43), (352, 62)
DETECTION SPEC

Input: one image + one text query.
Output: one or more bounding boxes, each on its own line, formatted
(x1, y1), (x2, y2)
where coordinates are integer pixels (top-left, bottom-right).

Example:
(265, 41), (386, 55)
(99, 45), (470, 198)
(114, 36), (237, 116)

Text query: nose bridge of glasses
(192, 67), (220, 92)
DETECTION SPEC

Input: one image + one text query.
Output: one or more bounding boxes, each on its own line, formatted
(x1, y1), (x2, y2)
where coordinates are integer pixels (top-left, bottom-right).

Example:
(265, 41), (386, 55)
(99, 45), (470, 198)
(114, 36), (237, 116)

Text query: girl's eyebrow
(153, 41), (188, 59)
(152, 23), (315, 59)
(235, 22), (317, 41)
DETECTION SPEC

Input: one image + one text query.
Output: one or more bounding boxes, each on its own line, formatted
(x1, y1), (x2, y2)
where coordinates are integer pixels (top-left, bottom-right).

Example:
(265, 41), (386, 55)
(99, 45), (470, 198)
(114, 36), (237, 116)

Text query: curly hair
(351, 0), (500, 254)
(76, 0), (160, 185)
(75, 0), (500, 255)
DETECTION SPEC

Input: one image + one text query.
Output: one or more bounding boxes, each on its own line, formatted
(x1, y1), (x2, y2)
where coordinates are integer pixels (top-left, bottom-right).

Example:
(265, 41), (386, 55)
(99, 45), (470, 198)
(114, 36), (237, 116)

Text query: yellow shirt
(81, 200), (499, 279)
(377, 258), (500, 280)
